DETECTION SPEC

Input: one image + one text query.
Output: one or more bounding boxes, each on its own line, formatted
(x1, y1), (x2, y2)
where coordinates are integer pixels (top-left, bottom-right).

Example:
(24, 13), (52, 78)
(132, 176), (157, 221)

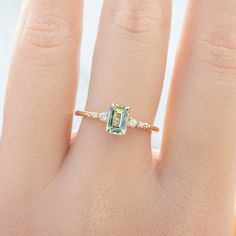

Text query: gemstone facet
(106, 104), (130, 135)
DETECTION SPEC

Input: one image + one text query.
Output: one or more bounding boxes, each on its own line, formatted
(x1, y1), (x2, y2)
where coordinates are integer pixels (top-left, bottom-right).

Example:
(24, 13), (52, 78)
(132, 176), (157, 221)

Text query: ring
(75, 103), (160, 136)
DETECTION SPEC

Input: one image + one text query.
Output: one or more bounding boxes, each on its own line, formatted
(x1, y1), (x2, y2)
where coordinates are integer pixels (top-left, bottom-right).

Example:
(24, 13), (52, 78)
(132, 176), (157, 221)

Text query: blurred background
(0, 0), (187, 148)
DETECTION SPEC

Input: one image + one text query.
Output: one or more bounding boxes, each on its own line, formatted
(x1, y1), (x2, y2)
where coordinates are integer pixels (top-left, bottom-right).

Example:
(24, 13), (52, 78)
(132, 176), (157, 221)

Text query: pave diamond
(99, 112), (108, 122)
(128, 118), (138, 128)
(91, 112), (99, 119)
(106, 104), (130, 136)
(138, 121), (149, 129)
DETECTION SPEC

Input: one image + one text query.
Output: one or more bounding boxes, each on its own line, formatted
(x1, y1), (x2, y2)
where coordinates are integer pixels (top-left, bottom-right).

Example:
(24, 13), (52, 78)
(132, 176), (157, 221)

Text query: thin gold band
(75, 110), (160, 133)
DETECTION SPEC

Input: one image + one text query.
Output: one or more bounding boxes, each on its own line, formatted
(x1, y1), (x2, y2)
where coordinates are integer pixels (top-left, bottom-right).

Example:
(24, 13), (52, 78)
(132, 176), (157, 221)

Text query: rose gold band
(75, 110), (160, 133)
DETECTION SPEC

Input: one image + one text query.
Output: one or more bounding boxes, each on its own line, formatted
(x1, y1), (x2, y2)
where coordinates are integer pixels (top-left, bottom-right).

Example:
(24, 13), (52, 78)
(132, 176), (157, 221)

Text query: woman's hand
(0, 0), (236, 235)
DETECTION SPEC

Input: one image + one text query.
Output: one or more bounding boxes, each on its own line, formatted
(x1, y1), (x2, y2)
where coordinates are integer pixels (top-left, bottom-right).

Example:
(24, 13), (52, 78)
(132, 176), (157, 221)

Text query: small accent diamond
(128, 118), (138, 128)
(86, 112), (92, 118)
(138, 122), (149, 129)
(91, 112), (99, 119)
(99, 112), (108, 122)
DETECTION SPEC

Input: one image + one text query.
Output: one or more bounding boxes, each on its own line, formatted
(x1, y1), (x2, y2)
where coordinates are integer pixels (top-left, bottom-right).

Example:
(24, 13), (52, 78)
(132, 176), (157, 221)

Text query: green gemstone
(106, 103), (130, 136)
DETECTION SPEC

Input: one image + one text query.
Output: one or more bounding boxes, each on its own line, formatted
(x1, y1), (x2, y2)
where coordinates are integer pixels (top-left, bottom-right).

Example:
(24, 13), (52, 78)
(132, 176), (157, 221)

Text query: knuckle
(19, 8), (76, 51)
(197, 27), (236, 72)
(109, 0), (169, 34)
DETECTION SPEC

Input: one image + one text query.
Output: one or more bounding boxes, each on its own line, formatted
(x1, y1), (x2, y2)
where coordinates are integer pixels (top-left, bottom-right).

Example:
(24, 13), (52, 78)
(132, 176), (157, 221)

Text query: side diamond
(91, 112), (99, 119)
(138, 122), (150, 129)
(128, 118), (138, 128)
(99, 112), (108, 122)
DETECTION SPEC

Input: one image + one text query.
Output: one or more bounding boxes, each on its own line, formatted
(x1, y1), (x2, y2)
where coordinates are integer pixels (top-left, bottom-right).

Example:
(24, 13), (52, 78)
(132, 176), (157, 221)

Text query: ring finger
(63, 0), (172, 192)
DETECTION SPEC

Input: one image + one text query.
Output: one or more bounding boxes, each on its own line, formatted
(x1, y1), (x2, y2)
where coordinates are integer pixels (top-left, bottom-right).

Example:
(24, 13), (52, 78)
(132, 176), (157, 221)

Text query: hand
(0, 0), (236, 235)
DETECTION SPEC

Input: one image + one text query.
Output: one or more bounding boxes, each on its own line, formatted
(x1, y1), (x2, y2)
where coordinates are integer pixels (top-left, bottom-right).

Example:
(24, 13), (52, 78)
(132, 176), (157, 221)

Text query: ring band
(75, 103), (160, 136)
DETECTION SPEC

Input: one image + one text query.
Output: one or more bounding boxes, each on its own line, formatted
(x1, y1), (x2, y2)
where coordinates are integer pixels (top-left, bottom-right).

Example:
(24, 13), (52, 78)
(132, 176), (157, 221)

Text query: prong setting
(75, 104), (159, 135)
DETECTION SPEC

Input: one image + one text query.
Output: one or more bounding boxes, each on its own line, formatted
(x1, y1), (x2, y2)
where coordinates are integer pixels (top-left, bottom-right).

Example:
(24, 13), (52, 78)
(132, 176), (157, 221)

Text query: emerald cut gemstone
(106, 104), (130, 135)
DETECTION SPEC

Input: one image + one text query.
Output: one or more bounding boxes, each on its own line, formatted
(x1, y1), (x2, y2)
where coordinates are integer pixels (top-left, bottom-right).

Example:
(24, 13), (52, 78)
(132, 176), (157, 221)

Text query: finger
(87, 0), (171, 120)
(0, 0), (83, 181)
(70, 131), (77, 145)
(72, 0), (171, 159)
(60, 0), (171, 205)
(161, 0), (236, 232)
(233, 206), (236, 236)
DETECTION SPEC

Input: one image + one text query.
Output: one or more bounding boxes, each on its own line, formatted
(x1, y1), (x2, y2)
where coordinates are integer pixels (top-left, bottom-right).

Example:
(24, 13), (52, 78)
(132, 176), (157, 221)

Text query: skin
(0, 0), (236, 235)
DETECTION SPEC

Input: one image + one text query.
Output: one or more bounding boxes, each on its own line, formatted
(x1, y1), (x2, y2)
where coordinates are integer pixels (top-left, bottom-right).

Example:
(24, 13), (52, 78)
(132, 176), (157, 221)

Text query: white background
(0, 0), (188, 148)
